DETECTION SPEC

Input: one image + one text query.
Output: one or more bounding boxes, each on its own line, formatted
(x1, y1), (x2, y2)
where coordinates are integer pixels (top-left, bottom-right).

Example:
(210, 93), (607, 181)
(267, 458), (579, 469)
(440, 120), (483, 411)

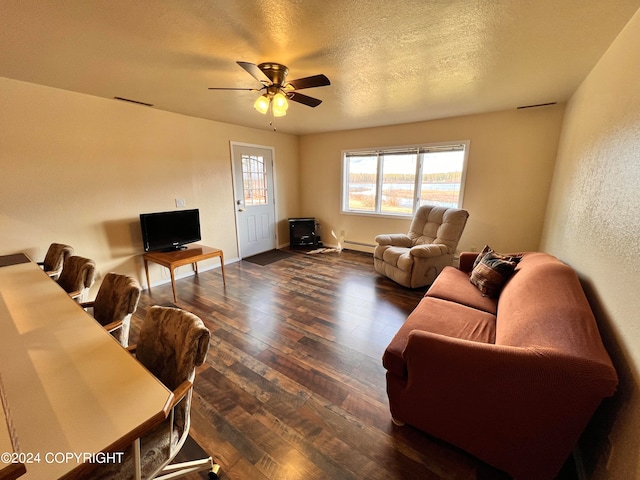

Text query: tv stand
(143, 244), (225, 302)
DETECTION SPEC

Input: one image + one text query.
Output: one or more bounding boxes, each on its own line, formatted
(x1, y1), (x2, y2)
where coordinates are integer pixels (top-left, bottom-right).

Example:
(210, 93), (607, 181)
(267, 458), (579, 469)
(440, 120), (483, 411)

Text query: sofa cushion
(426, 266), (498, 315)
(383, 297), (496, 378)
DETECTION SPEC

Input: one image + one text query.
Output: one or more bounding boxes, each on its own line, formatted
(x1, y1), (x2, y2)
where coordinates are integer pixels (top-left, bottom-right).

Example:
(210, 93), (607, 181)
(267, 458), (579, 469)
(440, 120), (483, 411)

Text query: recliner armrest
(409, 244), (448, 258)
(375, 234), (412, 247)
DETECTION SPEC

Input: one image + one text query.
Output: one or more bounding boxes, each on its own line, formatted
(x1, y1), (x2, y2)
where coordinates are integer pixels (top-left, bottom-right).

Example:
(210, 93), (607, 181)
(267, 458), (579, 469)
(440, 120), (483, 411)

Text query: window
(342, 142), (468, 216)
(241, 154), (268, 205)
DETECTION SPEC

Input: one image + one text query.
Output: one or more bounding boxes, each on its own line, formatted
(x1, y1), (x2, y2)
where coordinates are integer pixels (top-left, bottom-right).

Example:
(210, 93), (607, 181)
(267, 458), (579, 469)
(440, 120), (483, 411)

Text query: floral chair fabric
(38, 242), (74, 279)
(93, 306), (212, 480)
(81, 272), (141, 346)
(56, 255), (96, 301)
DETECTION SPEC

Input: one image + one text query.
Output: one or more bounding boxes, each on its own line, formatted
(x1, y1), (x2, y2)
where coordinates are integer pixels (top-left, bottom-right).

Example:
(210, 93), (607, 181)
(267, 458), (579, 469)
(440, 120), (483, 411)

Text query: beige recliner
(374, 205), (469, 288)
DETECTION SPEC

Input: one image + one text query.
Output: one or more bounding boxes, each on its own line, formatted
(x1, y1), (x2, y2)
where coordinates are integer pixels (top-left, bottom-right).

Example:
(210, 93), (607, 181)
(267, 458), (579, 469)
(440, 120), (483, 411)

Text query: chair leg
(155, 457), (221, 480)
(134, 438), (142, 480)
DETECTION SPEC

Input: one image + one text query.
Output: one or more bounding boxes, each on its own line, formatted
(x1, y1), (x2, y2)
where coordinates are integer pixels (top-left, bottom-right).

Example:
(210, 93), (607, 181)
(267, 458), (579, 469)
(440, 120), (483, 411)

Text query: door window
(242, 154), (268, 206)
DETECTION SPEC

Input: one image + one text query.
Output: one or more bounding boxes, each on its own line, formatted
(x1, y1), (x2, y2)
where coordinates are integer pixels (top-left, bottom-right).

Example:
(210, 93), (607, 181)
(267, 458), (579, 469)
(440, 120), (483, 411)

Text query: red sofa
(383, 251), (618, 479)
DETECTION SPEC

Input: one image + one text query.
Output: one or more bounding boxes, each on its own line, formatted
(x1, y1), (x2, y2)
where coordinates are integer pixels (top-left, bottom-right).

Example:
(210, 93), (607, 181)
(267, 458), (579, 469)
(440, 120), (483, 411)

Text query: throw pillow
(472, 244), (493, 269)
(470, 249), (521, 297)
(473, 245), (523, 268)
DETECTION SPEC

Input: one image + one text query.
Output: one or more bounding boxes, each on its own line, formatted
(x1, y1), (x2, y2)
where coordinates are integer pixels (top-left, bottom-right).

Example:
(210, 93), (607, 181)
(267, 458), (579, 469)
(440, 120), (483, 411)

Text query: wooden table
(143, 244), (225, 302)
(0, 260), (173, 479)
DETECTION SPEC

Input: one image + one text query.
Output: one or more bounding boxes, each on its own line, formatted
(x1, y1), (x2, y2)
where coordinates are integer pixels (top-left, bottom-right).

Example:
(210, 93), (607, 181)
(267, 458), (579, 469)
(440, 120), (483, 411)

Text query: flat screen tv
(139, 209), (201, 252)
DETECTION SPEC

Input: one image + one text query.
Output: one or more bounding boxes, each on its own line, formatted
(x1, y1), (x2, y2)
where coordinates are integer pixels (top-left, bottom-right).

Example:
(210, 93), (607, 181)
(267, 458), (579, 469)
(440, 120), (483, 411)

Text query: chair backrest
(136, 306), (210, 435)
(136, 306), (210, 389)
(42, 243), (74, 274)
(92, 273), (141, 326)
(408, 205), (469, 253)
(56, 255), (96, 295)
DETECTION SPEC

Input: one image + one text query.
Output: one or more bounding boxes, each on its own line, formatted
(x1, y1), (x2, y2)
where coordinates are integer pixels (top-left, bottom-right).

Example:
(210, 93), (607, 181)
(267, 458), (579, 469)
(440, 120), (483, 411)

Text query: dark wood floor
(128, 249), (552, 480)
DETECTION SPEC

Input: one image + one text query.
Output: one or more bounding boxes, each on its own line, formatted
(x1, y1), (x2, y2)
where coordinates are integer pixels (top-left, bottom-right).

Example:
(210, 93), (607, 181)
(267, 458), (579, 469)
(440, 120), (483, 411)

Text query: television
(139, 209), (201, 252)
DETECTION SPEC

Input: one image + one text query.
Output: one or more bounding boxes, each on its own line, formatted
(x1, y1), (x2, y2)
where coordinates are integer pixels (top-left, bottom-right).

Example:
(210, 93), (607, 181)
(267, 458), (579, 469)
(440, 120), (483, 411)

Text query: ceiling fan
(208, 61), (330, 117)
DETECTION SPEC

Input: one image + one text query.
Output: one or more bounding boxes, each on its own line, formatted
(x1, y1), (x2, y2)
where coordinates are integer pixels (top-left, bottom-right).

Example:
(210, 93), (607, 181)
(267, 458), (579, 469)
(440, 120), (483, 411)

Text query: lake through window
(342, 142), (468, 216)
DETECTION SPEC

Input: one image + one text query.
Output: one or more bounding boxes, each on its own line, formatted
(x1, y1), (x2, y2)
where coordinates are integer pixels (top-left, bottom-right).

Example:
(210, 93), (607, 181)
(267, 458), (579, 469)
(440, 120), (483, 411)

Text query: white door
(231, 143), (276, 258)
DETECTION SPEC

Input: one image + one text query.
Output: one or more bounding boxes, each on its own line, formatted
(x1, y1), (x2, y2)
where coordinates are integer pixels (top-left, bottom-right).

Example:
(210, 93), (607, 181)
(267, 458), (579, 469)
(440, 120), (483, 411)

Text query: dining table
(0, 254), (173, 479)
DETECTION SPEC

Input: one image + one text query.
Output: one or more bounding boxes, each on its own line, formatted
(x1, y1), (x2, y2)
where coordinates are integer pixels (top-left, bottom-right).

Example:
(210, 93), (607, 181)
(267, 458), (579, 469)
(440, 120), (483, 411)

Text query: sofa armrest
(375, 233), (412, 247)
(409, 244), (449, 258)
(393, 330), (617, 479)
(458, 252), (479, 273)
(404, 330), (617, 396)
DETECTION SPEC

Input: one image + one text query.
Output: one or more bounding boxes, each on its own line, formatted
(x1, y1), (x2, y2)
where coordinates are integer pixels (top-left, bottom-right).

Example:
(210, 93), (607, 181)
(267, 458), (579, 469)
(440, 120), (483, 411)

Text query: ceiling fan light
(272, 105), (287, 117)
(254, 94), (270, 114)
(273, 92), (289, 111)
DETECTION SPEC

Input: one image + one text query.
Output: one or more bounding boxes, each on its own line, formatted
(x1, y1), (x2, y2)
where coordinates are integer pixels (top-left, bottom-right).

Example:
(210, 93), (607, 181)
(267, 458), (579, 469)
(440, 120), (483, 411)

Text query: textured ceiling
(1, 0), (639, 134)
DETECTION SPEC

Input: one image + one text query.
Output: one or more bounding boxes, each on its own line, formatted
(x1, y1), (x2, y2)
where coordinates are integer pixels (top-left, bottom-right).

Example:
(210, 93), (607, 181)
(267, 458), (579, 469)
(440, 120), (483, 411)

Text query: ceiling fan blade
(208, 87), (261, 91)
(287, 91), (323, 107)
(286, 74), (331, 90)
(237, 61), (272, 84)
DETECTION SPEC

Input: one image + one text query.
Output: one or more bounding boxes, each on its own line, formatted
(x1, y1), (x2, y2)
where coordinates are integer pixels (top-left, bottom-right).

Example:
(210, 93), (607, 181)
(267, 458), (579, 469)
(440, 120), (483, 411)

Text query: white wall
(299, 106), (565, 254)
(0, 77), (300, 294)
(540, 8), (640, 479)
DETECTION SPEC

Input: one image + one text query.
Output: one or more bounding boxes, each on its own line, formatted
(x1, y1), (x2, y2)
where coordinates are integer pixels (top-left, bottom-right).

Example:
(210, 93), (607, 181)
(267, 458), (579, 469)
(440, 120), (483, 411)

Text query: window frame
(241, 153), (269, 206)
(341, 141), (469, 218)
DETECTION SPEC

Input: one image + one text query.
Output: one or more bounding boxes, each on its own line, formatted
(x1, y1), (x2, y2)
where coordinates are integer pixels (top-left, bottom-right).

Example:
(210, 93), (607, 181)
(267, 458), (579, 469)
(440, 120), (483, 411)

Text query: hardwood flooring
(128, 249), (565, 480)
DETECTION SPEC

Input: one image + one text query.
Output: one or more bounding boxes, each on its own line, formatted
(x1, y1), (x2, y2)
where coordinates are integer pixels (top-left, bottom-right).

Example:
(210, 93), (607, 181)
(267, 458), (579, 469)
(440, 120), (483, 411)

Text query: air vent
(113, 96), (154, 107)
(517, 102), (557, 110)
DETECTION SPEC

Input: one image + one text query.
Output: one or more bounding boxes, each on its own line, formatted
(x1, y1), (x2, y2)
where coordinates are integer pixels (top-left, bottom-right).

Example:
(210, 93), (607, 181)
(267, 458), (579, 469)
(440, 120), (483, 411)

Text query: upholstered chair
(56, 255), (96, 302)
(80, 273), (141, 347)
(374, 205), (469, 288)
(92, 305), (219, 480)
(37, 242), (74, 279)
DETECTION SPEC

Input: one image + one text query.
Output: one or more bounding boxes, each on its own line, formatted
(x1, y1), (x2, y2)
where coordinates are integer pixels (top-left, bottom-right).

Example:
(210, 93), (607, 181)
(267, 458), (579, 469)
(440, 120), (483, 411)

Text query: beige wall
(299, 105), (565, 254)
(541, 8), (640, 479)
(0, 77), (300, 293)
(0, 77), (567, 284)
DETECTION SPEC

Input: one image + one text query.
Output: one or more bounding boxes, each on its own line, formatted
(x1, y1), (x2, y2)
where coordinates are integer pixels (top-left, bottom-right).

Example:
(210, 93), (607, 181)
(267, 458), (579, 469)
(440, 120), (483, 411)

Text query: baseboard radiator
(343, 240), (376, 249)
